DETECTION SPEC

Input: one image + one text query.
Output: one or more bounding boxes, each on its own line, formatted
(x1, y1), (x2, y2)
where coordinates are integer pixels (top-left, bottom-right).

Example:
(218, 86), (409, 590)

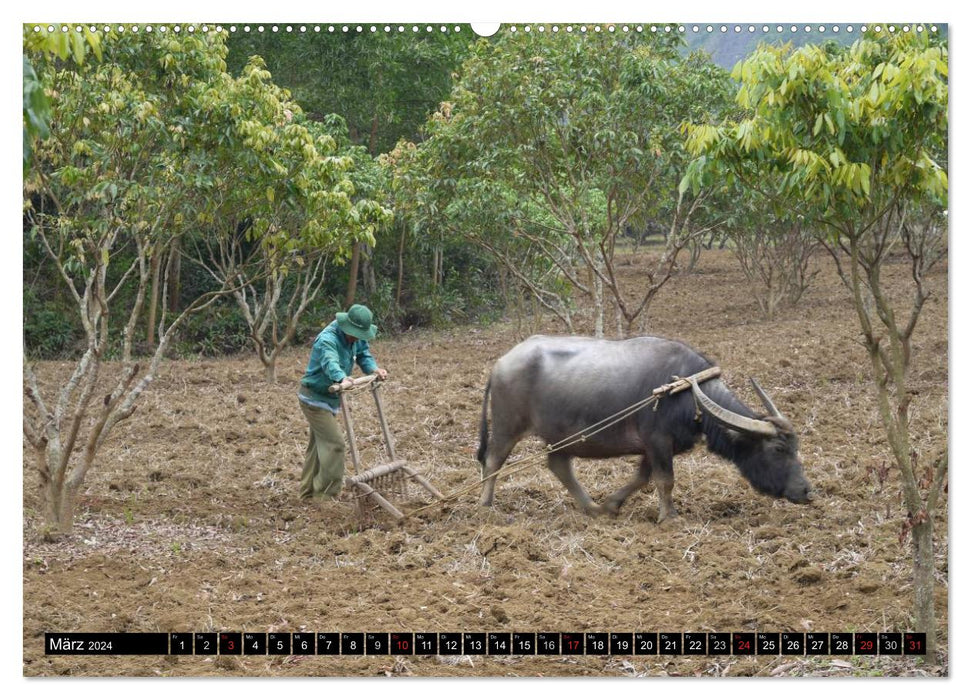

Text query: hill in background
(684, 23), (946, 70)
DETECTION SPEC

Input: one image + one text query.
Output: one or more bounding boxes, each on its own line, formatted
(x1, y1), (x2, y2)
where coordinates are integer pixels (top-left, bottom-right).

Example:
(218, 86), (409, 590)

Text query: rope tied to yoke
(401, 365), (721, 519)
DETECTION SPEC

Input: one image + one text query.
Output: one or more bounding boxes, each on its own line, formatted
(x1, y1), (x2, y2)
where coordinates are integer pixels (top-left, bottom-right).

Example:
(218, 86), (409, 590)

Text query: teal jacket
(300, 321), (378, 408)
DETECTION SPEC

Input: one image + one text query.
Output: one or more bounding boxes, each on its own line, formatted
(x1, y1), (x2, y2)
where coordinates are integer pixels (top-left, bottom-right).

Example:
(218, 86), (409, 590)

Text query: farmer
(298, 304), (388, 500)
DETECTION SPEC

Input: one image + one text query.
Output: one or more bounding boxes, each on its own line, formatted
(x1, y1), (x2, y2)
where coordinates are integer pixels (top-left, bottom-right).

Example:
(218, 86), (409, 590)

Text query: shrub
(174, 304), (252, 357)
(23, 289), (79, 358)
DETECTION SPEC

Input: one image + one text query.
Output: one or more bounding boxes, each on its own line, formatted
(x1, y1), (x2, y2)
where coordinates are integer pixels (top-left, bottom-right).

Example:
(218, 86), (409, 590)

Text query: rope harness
(402, 366), (721, 520)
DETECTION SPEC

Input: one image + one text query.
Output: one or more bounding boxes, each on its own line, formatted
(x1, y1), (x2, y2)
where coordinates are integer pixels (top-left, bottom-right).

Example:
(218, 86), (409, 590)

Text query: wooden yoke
(652, 366), (722, 397)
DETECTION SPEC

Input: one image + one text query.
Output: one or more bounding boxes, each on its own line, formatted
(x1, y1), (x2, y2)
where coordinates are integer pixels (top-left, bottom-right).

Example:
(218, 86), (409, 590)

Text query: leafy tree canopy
(408, 28), (733, 241)
(23, 24), (103, 174)
(226, 29), (472, 154)
(682, 30), (947, 232)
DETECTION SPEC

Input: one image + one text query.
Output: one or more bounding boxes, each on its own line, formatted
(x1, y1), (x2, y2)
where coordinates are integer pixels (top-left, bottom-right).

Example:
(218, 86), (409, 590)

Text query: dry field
(22, 249), (948, 677)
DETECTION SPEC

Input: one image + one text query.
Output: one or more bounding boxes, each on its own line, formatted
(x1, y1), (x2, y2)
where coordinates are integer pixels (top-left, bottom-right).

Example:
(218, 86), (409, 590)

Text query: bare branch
(32, 218), (82, 305)
(120, 232), (151, 362)
(72, 362), (141, 488)
(508, 225), (590, 294)
(926, 452), (948, 514)
(471, 234), (574, 329)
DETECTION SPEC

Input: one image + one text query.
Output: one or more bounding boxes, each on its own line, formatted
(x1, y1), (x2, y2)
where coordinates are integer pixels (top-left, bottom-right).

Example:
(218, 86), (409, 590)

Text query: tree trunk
(42, 474), (78, 535)
(638, 311), (650, 335)
(593, 274), (604, 338)
(395, 226), (406, 308)
(912, 518), (937, 662)
(167, 239), (182, 312)
(512, 281), (524, 336)
(686, 240), (702, 273)
(362, 247), (377, 296)
(264, 356), (278, 384)
(344, 243), (361, 308)
(146, 252), (162, 347)
(839, 231), (942, 666)
(431, 246), (442, 288)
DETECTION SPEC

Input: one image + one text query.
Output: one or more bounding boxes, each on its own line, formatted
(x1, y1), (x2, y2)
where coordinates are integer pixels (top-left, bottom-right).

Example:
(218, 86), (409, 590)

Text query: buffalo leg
(603, 455), (653, 516)
(547, 453), (602, 515)
(655, 467), (678, 522)
(478, 434), (519, 507)
(645, 437), (678, 523)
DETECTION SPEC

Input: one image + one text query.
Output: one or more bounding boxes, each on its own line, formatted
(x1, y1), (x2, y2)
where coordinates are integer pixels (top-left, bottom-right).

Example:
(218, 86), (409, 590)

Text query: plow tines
(346, 460), (443, 522)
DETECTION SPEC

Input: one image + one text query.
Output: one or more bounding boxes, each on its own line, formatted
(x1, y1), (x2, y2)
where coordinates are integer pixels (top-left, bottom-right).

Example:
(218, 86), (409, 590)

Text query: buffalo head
(690, 377), (812, 504)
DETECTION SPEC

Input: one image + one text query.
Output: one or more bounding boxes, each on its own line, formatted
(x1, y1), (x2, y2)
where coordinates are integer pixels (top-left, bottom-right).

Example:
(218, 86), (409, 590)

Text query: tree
(727, 212), (819, 319)
(226, 29), (471, 307)
(381, 140), (508, 330)
(400, 27), (732, 337)
(188, 64), (392, 382)
(683, 29), (948, 661)
(698, 178), (820, 319)
(22, 28), (324, 533)
(388, 134), (566, 329)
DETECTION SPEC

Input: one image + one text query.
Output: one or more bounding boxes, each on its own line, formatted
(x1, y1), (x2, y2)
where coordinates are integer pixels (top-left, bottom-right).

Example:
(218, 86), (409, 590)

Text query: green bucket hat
(336, 304), (377, 341)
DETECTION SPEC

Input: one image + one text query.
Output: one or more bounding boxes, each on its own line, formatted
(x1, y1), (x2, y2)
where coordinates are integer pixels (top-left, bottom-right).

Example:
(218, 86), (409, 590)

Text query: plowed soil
(22, 249), (948, 677)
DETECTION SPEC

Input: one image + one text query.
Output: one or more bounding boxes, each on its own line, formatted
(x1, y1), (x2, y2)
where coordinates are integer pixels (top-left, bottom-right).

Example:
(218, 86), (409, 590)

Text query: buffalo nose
(787, 488), (813, 504)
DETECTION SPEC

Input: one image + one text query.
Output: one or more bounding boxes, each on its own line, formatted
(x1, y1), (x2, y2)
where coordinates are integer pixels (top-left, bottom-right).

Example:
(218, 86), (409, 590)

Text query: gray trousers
(299, 400), (346, 500)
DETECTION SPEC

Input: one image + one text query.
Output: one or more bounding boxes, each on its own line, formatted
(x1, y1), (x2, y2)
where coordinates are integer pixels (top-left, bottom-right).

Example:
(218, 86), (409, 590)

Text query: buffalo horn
(689, 377), (778, 437)
(749, 378), (783, 418)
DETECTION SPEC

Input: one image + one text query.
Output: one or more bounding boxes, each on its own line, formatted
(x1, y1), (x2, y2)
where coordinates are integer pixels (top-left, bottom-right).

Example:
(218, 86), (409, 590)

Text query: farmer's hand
(374, 368), (389, 381)
(340, 377), (355, 391)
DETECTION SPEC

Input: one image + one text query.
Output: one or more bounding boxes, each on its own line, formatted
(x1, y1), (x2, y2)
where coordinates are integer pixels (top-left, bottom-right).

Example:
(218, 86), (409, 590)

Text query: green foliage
(394, 28), (733, 332)
(226, 29), (472, 155)
(180, 53), (385, 262)
(23, 24), (102, 63)
(24, 26), (390, 359)
(682, 30), (948, 228)
(373, 235), (503, 330)
(26, 28), (233, 276)
(182, 64), (392, 376)
(22, 24), (102, 174)
(176, 303), (252, 357)
(23, 288), (78, 358)
(23, 56), (50, 171)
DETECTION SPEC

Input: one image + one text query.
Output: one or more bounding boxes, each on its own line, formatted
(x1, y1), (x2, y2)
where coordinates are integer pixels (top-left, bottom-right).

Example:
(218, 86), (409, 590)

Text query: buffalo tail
(476, 378), (491, 466)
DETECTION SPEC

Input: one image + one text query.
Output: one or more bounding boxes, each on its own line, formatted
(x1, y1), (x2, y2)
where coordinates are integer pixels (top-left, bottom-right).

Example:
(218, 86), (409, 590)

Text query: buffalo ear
(765, 415), (795, 435)
(724, 428), (743, 443)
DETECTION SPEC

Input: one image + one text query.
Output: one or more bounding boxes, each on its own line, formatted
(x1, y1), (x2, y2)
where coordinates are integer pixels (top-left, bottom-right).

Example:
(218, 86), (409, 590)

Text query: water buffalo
(476, 335), (812, 521)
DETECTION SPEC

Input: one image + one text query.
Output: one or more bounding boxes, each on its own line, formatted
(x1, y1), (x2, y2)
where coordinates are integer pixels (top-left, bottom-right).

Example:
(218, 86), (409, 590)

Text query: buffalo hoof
(656, 507), (679, 524)
(602, 500), (622, 517)
(583, 502), (605, 517)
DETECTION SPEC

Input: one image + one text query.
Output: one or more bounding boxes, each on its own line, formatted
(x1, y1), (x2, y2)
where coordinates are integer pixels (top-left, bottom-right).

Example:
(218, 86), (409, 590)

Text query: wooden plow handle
(328, 374), (383, 394)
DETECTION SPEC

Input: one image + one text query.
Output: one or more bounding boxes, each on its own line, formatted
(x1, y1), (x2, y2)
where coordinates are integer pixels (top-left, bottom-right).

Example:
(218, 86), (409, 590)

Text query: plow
(330, 374), (443, 523)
